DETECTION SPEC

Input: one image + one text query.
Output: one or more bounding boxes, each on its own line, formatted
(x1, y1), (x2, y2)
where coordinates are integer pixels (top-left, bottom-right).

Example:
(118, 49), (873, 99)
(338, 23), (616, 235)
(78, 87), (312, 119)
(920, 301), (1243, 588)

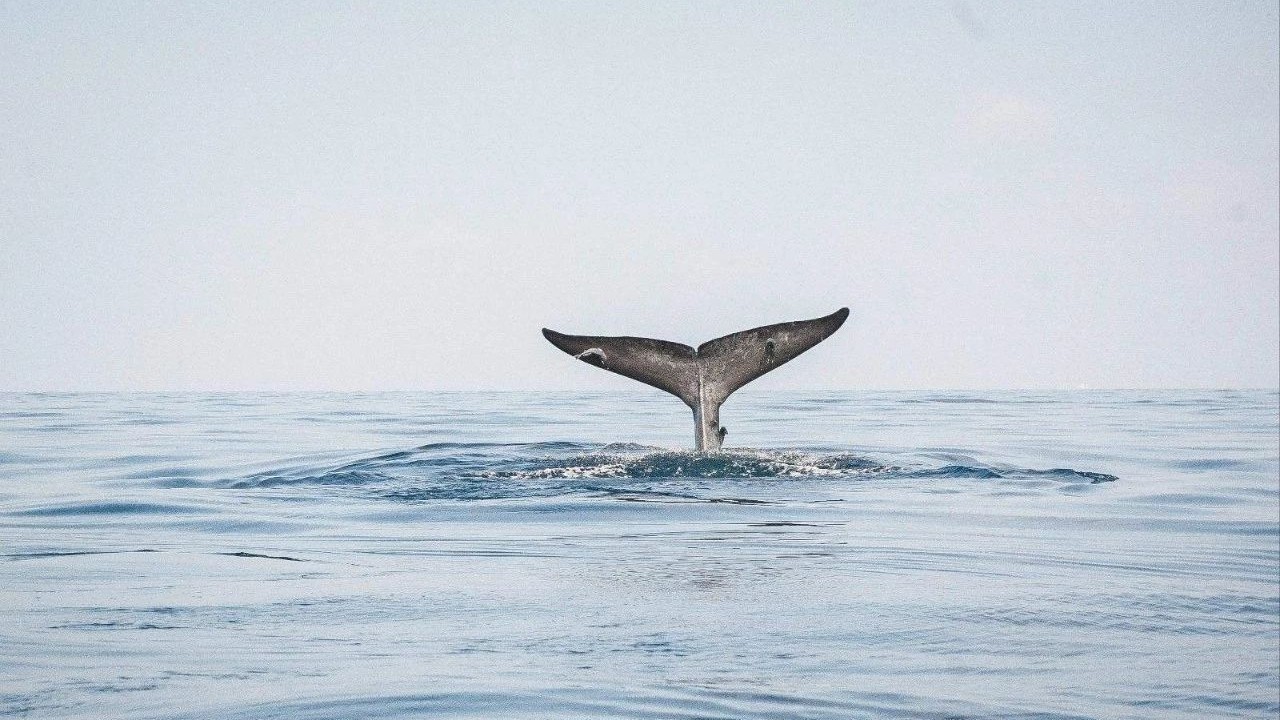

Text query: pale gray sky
(2, 1), (1277, 391)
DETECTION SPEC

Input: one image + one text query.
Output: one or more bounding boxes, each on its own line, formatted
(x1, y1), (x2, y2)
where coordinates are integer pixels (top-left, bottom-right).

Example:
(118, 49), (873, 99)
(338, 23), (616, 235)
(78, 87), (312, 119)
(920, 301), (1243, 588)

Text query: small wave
(908, 465), (1003, 479)
(0, 410), (65, 419)
(1031, 468), (1117, 483)
(160, 686), (1003, 720)
(5, 548), (159, 561)
(9, 501), (204, 517)
(227, 470), (396, 490)
(48, 621), (186, 631)
(1173, 458), (1255, 472)
(904, 396), (1001, 404)
(218, 551), (306, 562)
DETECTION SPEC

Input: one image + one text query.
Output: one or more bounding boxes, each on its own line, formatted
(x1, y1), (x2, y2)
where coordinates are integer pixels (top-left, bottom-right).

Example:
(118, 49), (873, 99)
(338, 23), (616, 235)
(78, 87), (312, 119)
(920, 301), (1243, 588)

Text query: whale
(542, 307), (849, 452)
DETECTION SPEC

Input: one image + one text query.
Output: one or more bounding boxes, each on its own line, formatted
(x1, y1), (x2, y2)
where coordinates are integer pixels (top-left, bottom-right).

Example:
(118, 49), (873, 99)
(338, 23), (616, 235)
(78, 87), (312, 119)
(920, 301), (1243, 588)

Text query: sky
(1, 1), (1277, 391)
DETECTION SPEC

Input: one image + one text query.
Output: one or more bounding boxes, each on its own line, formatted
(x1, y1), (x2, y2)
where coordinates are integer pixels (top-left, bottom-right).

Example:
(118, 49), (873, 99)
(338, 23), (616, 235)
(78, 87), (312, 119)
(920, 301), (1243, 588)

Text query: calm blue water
(1, 390), (1277, 719)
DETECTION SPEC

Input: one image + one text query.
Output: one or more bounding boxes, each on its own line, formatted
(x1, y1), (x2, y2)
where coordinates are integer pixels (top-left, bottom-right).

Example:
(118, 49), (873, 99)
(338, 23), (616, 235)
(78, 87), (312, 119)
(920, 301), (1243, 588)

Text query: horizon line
(1, 387), (1277, 394)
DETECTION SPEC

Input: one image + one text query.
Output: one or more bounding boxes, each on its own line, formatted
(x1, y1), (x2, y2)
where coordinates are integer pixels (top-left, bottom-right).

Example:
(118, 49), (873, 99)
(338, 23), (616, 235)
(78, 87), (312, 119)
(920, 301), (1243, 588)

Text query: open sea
(1, 389), (1277, 719)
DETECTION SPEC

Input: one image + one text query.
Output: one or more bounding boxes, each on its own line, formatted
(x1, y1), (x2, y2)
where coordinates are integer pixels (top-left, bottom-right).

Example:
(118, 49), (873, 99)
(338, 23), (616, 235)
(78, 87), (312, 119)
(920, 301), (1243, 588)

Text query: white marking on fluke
(542, 307), (849, 452)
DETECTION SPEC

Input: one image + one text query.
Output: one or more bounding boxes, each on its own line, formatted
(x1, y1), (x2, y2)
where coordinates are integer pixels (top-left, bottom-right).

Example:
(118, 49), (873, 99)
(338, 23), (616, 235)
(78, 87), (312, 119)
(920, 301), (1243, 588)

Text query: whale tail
(542, 307), (849, 451)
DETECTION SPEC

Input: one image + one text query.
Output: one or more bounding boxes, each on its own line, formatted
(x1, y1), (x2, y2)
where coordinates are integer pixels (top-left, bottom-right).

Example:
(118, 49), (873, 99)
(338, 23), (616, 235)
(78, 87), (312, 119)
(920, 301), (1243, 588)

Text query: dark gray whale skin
(542, 307), (849, 451)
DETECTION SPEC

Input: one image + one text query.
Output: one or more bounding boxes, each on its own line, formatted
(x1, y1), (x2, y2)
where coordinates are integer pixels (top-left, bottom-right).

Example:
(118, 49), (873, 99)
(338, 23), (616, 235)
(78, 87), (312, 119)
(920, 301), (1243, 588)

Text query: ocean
(1, 389), (1277, 719)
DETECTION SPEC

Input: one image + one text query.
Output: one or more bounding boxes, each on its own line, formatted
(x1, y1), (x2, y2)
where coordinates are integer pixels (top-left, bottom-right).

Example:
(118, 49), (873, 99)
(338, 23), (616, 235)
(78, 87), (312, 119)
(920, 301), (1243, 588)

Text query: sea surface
(1, 390), (1277, 719)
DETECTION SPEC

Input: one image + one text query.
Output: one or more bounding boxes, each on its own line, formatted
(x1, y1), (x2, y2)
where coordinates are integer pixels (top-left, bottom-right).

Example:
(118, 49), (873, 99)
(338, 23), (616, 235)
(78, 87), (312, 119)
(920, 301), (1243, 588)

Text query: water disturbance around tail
(1, 390), (1275, 720)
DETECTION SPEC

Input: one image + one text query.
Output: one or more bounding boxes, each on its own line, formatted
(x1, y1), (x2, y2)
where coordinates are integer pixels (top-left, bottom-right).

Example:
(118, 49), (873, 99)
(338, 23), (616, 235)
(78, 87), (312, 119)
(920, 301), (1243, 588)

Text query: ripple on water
(207, 443), (1119, 504)
(160, 686), (1073, 720)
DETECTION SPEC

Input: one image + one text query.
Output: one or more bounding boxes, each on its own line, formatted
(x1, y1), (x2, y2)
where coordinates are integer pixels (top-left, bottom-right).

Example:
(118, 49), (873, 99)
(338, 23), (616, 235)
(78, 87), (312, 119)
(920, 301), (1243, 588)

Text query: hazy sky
(2, 1), (1277, 391)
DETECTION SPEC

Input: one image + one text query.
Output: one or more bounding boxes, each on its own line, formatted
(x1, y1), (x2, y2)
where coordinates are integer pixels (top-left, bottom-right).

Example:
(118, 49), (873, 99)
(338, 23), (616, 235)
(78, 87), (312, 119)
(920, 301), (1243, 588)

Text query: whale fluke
(542, 307), (849, 451)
